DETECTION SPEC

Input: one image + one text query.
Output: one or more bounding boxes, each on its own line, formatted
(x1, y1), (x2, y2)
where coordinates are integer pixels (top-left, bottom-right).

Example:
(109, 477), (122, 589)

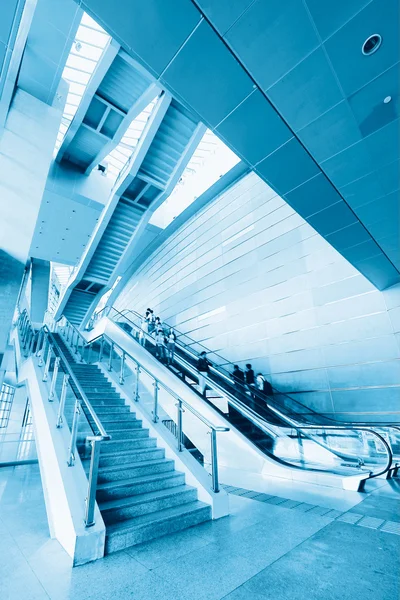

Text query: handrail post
(42, 346), (52, 382)
(49, 357), (60, 401)
(75, 332), (79, 355)
(99, 339), (104, 363)
(134, 364), (140, 402)
(35, 329), (44, 357)
(177, 400), (183, 452)
(119, 351), (125, 385)
(85, 438), (102, 527)
(87, 343), (92, 364)
(108, 342), (114, 371)
(210, 429), (220, 493)
(28, 330), (36, 355)
(57, 374), (69, 427)
(67, 400), (81, 466)
(38, 337), (46, 366)
(152, 379), (159, 423)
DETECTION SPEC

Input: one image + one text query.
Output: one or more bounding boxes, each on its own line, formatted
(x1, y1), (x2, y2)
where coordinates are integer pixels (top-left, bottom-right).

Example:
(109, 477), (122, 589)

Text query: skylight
(54, 13), (111, 153)
(102, 97), (159, 182)
(149, 130), (240, 229)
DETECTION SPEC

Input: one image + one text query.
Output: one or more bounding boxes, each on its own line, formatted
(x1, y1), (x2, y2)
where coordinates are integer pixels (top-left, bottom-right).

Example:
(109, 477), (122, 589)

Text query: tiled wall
(115, 172), (400, 422)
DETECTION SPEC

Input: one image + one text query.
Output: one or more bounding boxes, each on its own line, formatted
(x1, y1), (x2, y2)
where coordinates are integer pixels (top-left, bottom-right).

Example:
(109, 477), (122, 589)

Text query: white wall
(115, 172), (400, 422)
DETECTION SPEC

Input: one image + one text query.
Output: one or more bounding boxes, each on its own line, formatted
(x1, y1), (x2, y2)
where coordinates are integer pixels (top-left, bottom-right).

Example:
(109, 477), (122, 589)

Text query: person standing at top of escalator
(147, 309), (155, 333)
(197, 351), (210, 398)
(245, 363), (256, 411)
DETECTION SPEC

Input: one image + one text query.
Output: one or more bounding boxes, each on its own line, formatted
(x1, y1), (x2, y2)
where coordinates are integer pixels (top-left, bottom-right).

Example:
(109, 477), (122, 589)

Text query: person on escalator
(155, 328), (165, 361)
(256, 373), (273, 397)
(139, 317), (149, 347)
(245, 363), (256, 410)
(147, 310), (155, 333)
(166, 328), (176, 365)
(197, 351), (210, 398)
(232, 365), (245, 387)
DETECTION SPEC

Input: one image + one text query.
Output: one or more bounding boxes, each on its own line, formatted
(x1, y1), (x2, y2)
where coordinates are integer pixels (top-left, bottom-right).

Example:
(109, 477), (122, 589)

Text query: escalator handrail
(117, 307), (400, 430)
(96, 309), (394, 472)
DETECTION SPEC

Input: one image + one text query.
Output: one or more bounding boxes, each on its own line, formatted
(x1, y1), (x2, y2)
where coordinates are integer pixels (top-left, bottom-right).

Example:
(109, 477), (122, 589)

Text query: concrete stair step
(96, 471), (185, 501)
(101, 484), (197, 524)
(91, 405), (131, 414)
(107, 428), (149, 441)
(94, 447), (165, 467)
(89, 398), (127, 407)
(105, 501), (211, 553)
(102, 419), (141, 430)
(94, 411), (135, 422)
(101, 438), (157, 453)
(95, 458), (175, 483)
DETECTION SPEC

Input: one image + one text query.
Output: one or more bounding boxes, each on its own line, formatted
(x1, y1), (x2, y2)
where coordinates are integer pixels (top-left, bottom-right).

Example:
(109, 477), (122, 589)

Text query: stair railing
(16, 312), (110, 527)
(56, 319), (229, 494)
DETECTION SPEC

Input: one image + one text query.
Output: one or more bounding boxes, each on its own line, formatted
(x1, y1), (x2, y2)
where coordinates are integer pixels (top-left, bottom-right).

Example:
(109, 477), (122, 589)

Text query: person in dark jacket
(245, 363), (256, 410)
(232, 365), (244, 386)
(197, 351), (210, 397)
(245, 364), (255, 387)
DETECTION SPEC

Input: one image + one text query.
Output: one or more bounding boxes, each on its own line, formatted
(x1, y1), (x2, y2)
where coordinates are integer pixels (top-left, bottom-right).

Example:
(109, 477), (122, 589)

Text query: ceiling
(75, 0), (400, 290)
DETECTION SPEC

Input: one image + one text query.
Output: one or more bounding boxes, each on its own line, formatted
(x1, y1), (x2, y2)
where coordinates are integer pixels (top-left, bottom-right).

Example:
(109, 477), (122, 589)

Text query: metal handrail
(44, 327), (110, 441)
(16, 312), (110, 527)
(99, 308), (393, 469)
(68, 314), (395, 481)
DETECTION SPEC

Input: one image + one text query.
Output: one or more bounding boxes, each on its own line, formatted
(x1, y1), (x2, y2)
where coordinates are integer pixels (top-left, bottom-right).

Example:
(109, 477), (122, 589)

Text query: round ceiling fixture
(362, 34), (382, 55)
(383, 96), (392, 104)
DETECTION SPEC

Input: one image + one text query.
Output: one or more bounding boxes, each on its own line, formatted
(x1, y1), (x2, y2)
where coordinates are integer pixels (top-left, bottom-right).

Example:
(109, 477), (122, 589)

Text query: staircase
(53, 333), (211, 554)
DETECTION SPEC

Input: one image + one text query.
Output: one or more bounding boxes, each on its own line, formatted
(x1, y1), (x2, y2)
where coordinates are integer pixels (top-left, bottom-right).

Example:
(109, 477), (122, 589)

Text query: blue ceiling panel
(195, 0), (255, 36)
(307, 202), (358, 237)
(285, 173), (342, 219)
(368, 215), (400, 241)
(224, 0), (320, 91)
(324, 0), (399, 96)
(321, 139), (374, 188)
(80, 0), (200, 76)
(340, 171), (385, 209)
(354, 191), (399, 225)
(216, 91), (293, 165)
(256, 138), (319, 195)
(297, 101), (362, 163)
(325, 221), (372, 251)
(267, 48), (344, 131)
(364, 119), (400, 171)
(344, 239), (383, 263)
(376, 160), (400, 195)
(348, 64), (399, 137)
(304, 0), (371, 41)
(0, 0), (19, 46)
(351, 254), (400, 290)
(161, 21), (254, 128)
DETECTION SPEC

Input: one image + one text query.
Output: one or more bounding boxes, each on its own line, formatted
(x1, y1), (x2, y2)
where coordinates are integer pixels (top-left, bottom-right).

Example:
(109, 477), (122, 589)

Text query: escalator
(83, 307), (397, 488)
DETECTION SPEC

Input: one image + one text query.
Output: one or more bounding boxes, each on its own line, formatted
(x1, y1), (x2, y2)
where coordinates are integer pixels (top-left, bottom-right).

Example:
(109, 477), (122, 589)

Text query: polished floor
(0, 465), (399, 600)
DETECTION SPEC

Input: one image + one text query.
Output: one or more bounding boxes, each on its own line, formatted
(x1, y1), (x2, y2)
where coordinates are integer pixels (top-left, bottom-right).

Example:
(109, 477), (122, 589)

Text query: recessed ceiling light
(362, 34), (382, 55)
(383, 96), (392, 104)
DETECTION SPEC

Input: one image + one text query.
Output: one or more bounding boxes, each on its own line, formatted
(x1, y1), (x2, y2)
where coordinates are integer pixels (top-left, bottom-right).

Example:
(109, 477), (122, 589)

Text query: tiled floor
(0, 465), (399, 600)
